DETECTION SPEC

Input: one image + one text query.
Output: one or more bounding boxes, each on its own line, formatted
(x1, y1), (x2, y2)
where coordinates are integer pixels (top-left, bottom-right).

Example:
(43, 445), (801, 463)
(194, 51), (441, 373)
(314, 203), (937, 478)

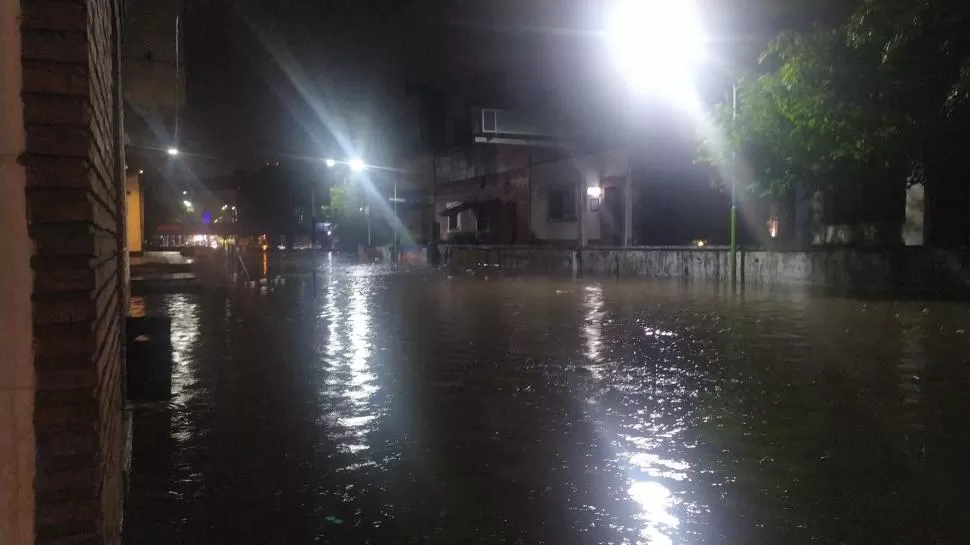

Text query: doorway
(601, 185), (624, 245)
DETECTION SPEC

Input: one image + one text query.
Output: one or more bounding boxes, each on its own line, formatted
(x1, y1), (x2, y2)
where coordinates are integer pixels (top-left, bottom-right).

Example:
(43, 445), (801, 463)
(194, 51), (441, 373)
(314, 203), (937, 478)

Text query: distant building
(123, 0), (183, 156)
(123, 0), (186, 251)
(399, 103), (636, 247)
(422, 145), (633, 246)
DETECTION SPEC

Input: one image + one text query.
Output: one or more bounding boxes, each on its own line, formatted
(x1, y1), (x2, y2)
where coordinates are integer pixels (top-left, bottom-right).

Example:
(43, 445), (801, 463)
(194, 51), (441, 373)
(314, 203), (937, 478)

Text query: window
(548, 188), (576, 221)
(448, 214), (458, 230)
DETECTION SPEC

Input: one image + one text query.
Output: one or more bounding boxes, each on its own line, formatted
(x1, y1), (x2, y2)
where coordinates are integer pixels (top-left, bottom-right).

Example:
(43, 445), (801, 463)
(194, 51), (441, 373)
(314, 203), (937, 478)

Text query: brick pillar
(19, 0), (128, 543)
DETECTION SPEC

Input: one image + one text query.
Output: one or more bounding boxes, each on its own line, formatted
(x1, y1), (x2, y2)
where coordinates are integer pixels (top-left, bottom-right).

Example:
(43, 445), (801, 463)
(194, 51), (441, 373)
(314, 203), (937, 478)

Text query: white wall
(903, 183), (924, 246)
(457, 209), (476, 232)
(438, 201), (478, 238)
(529, 148), (629, 243)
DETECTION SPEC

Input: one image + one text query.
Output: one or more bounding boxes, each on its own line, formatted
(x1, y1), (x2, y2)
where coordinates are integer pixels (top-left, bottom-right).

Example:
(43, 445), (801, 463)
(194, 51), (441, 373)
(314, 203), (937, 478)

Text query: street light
(605, 0), (740, 288)
(167, 146), (179, 156)
(605, 0), (706, 99)
(318, 156), (401, 256)
(315, 157), (368, 252)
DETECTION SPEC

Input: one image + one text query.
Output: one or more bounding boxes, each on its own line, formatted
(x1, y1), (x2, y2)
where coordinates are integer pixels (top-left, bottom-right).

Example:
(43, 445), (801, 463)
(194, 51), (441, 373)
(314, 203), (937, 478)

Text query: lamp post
(325, 156), (373, 248)
(605, 0), (740, 288)
(324, 156), (404, 260)
(392, 182), (399, 262)
(729, 82), (738, 288)
(310, 180), (317, 251)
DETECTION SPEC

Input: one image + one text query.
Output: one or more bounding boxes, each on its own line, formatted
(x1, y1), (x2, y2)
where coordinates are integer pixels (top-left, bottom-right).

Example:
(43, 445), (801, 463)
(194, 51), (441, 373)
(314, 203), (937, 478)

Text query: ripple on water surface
(125, 266), (970, 544)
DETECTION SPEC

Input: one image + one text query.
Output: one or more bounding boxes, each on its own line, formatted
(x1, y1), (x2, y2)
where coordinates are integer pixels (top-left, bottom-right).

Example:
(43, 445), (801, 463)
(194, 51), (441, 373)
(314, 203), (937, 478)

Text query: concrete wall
(122, 0), (182, 150)
(0, 1), (36, 543)
(5, 1), (128, 544)
(903, 183), (925, 246)
(443, 245), (970, 295)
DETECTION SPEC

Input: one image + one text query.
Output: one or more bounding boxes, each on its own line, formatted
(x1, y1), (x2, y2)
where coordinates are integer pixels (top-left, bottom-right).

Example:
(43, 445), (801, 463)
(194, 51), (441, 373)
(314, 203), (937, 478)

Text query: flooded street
(124, 260), (970, 544)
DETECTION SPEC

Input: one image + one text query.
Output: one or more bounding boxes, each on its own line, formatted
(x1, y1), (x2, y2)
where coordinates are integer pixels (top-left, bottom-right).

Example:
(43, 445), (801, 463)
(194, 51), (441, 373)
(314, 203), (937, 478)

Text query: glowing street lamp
(324, 158), (337, 168)
(349, 157), (366, 173)
(605, 0), (706, 99)
(167, 146), (179, 156)
(605, 0), (740, 288)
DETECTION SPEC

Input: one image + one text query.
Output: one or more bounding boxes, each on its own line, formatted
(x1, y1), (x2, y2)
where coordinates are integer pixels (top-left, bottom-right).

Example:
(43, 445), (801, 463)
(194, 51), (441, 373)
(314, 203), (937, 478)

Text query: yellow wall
(126, 174), (144, 253)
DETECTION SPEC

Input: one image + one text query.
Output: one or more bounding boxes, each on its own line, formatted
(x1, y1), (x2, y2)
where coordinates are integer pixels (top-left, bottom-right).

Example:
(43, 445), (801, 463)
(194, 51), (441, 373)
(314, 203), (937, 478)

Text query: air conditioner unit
(475, 108), (556, 138)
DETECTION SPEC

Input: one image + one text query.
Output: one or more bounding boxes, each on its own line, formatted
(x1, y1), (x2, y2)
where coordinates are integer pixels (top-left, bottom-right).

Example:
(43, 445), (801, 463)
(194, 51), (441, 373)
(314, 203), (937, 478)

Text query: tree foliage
(701, 0), (970, 239)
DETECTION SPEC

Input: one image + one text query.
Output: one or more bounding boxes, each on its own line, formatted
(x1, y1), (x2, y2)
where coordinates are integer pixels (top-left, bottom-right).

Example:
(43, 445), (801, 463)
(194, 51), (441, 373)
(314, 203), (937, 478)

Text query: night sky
(179, 0), (852, 175)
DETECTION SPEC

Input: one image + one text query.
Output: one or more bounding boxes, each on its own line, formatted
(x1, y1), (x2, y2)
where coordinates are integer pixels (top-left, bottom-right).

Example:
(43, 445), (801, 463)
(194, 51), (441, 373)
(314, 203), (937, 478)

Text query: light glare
(167, 147), (179, 156)
(606, 0), (706, 98)
(324, 158), (337, 168)
(349, 158), (366, 172)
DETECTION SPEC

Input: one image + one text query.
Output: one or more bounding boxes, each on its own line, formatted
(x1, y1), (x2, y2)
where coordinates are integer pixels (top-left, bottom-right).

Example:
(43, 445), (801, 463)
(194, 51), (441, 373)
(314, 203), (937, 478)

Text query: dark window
(548, 188), (576, 221)
(448, 214), (458, 230)
(143, 51), (155, 62)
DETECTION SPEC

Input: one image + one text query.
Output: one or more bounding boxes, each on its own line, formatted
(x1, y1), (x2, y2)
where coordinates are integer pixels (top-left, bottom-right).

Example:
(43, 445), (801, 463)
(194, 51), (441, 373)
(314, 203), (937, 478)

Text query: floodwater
(124, 258), (970, 544)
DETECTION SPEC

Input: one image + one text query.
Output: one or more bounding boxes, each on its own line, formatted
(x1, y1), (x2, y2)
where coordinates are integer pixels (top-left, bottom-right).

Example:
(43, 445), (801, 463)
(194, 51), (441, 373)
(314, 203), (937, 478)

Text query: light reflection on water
(166, 294), (201, 444)
(167, 294), (201, 404)
(583, 284), (605, 368)
(124, 268), (970, 545)
(320, 263), (381, 459)
(580, 282), (687, 544)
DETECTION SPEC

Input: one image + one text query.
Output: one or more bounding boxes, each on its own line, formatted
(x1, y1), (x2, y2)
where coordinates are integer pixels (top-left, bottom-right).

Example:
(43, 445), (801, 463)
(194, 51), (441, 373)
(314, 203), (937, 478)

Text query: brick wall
(20, 0), (127, 543)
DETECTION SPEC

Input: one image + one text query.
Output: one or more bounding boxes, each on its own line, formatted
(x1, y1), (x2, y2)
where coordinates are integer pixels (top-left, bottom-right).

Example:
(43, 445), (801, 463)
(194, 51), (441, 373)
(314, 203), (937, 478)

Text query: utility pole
(310, 184), (316, 251)
(429, 155), (439, 265)
(575, 161), (585, 277)
(729, 82), (738, 289)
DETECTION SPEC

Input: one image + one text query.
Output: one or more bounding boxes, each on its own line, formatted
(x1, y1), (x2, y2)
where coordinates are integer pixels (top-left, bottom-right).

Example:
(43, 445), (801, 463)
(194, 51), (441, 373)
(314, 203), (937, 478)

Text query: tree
(237, 164), (313, 246)
(321, 181), (372, 249)
(700, 0), (970, 246)
(845, 0), (970, 246)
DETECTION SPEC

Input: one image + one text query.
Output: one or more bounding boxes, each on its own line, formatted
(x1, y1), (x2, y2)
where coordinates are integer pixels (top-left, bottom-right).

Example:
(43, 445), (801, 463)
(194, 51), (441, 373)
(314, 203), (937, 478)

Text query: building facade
(1, 1), (128, 544)
(411, 144), (634, 247)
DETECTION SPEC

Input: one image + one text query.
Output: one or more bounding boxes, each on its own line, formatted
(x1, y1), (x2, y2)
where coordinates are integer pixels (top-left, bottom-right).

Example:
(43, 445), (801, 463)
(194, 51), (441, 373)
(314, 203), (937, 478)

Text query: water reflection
(628, 480), (679, 545)
(582, 284), (605, 366)
(580, 281), (687, 544)
(124, 269), (970, 545)
(320, 265), (381, 460)
(168, 293), (200, 405)
(154, 294), (204, 448)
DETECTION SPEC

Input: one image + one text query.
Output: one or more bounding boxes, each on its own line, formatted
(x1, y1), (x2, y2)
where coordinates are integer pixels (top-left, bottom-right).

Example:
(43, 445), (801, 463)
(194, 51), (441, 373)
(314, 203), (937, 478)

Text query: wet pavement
(124, 258), (970, 544)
